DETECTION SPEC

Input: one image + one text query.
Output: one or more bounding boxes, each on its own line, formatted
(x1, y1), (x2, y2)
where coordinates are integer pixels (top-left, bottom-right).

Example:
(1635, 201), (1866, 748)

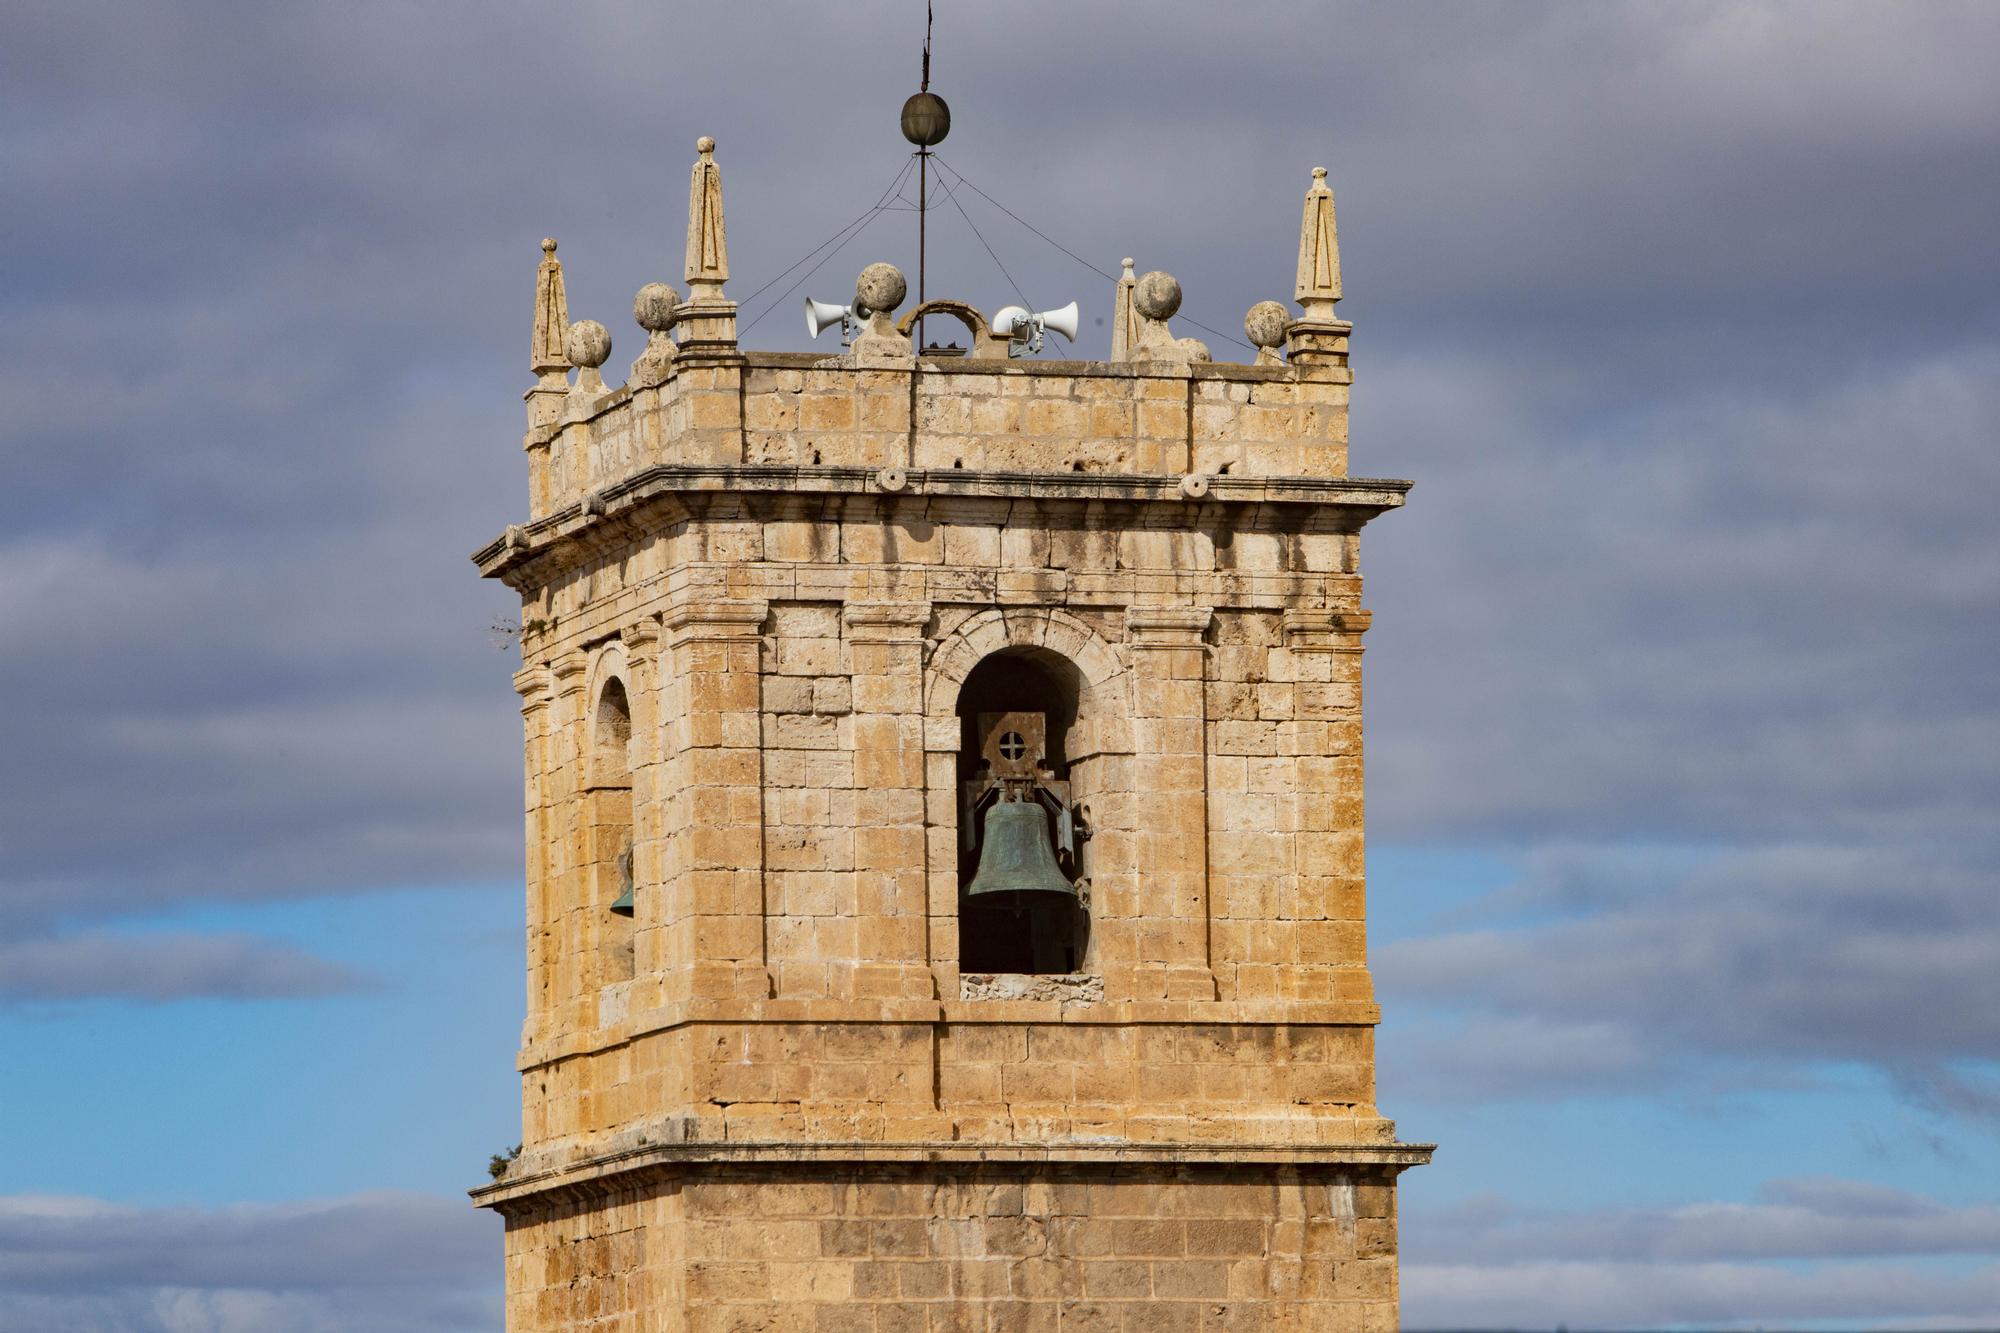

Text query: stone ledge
(514, 997), (1385, 1072)
(726, 350), (1334, 384)
(469, 1138), (1438, 1212)
(472, 463), (1410, 578)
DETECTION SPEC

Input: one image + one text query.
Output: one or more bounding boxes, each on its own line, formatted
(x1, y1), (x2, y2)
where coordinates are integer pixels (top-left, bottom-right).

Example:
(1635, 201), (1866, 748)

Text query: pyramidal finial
(1294, 167), (1341, 319)
(532, 237), (570, 381)
(684, 135), (730, 298)
(1110, 257), (1138, 363)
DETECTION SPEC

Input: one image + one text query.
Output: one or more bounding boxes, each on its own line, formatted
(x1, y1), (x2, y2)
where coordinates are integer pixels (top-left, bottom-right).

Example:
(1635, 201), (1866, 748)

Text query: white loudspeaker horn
(805, 297), (857, 341)
(1039, 301), (1080, 344)
(991, 301), (1080, 355)
(991, 305), (1032, 338)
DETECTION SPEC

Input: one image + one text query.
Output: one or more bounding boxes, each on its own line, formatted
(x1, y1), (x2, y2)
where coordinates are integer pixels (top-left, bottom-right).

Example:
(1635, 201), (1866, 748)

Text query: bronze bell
(610, 842), (635, 916)
(966, 799), (1076, 902)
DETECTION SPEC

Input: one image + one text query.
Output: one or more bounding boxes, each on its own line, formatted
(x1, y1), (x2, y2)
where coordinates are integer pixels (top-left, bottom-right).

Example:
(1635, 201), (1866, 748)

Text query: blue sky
(3, 2), (1997, 1329)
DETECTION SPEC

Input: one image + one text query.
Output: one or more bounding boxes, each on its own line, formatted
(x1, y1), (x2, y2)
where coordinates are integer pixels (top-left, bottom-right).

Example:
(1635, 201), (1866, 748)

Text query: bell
(966, 799), (1077, 902)
(610, 844), (635, 916)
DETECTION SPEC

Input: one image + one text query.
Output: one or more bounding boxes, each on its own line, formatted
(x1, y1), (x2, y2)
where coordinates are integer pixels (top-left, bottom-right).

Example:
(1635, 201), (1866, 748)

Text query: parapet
(510, 138), (1361, 525)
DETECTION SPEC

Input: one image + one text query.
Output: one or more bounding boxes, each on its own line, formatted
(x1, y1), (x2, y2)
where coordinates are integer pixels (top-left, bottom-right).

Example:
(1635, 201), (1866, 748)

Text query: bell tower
(473, 133), (1430, 1330)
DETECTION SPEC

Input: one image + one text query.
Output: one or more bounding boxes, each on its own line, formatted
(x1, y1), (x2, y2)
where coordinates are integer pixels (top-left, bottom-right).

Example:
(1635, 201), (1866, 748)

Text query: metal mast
(899, 2), (949, 351)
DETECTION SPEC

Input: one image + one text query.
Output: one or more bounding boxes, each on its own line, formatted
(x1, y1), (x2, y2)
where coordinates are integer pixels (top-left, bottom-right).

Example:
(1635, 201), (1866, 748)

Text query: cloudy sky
(3, 2), (1996, 1329)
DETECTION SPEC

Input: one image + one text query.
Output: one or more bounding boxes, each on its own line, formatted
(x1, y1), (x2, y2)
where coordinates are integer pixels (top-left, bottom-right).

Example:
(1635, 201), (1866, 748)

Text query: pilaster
(660, 598), (772, 1001)
(1282, 608), (1372, 1003)
(1121, 605), (1217, 1001)
(514, 663), (554, 1047)
(619, 617), (667, 1010)
(545, 652), (591, 1033)
(842, 601), (936, 1001)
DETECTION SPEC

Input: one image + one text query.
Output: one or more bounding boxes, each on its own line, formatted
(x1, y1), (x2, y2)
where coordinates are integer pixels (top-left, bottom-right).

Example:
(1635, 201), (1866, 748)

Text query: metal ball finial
(901, 92), (950, 147)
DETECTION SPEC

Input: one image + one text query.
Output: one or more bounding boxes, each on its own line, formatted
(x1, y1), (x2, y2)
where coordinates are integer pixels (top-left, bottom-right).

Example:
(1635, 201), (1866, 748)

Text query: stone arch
(894, 300), (1010, 358)
(583, 641), (633, 789)
(583, 638), (629, 704)
(924, 607), (1127, 740)
(580, 641), (636, 983)
(923, 607), (1131, 984)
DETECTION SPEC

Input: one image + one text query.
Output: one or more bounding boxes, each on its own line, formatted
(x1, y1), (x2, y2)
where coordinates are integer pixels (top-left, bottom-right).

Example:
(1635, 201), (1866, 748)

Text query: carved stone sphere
(1134, 271), (1182, 321)
(901, 92), (951, 147)
(634, 283), (680, 332)
(855, 262), (907, 316)
(565, 319), (611, 369)
(1245, 300), (1289, 349)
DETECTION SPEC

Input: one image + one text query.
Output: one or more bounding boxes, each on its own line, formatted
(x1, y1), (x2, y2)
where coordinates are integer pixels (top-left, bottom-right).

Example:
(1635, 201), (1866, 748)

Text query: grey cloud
(1405, 1257), (2000, 1330)
(1380, 1013), (1666, 1101)
(1375, 841), (2000, 1111)
(1360, 341), (2000, 1103)
(0, 532), (520, 928)
(1363, 344), (2000, 847)
(2, 3), (1996, 946)
(0, 1192), (496, 1333)
(1401, 1176), (2000, 1327)
(1411, 1176), (2000, 1264)
(1384, 845), (2000, 1059)
(1892, 1062), (2000, 1125)
(0, 930), (365, 1004)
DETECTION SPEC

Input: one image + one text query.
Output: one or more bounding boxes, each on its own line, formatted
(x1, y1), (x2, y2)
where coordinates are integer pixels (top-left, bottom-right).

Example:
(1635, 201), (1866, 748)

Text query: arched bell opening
(954, 648), (1090, 974)
(587, 676), (636, 984)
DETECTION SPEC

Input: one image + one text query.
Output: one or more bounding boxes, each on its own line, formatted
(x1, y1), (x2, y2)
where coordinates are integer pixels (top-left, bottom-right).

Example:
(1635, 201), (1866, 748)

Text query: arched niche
(923, 608), (1131, 988)
(585, 667), (636, 985)
(955, 648), (1088, 973)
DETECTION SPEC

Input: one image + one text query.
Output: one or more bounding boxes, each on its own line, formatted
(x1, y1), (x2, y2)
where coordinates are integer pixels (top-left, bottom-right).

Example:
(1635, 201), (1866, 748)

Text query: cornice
(471, 464), (1411, 582)
(470, 1138), (1438, 1214)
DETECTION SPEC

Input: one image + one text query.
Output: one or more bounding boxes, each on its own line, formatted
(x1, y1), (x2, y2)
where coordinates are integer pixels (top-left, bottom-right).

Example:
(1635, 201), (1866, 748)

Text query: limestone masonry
(471, 134), (1431, 1332)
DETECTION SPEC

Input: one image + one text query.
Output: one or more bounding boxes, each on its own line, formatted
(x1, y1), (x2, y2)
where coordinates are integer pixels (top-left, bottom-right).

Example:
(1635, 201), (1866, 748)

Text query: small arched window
(590, 678), (633, 792)
(588, 677), (636, 982)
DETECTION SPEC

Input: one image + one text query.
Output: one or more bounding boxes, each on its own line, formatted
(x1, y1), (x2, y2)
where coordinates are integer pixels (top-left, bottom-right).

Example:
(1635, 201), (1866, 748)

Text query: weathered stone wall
(530, 357), (1352, 523)
(499, 1164), (1402, 1333)
(498, 486), (1382, 1054)
(511, 1015), (1384, 1161)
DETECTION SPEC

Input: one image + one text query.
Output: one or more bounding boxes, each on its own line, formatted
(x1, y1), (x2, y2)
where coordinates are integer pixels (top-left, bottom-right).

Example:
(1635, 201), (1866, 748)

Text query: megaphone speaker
(805, 298), (854, 340)
(990, 306), (1031, 338)
(1040, 301), (1080, 344)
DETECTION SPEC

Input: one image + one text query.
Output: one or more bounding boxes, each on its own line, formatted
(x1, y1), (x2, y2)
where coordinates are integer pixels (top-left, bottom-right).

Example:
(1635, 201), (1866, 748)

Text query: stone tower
(472, 136), (1430, 1331)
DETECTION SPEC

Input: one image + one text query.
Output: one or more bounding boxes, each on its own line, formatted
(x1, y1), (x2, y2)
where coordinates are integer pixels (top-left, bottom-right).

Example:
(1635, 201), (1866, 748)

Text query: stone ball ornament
(1245, 300), (1289, 349)
(697, 134), (716, 154)
(1134, 271), (1183, 321)
(565, 319), (612, 369)
(855, 262), (908, 316)
(900, 92), (951, 147)
(634, 284), (680, 332)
